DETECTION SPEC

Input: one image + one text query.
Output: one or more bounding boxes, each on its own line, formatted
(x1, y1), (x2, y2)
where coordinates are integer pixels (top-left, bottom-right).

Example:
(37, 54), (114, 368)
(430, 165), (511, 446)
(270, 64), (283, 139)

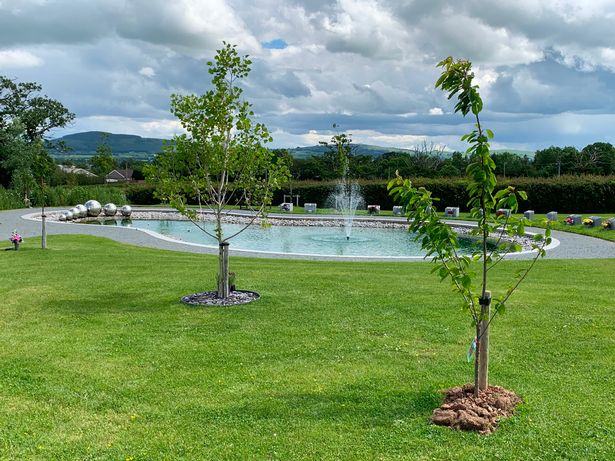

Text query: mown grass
(0, 235), (613, 460)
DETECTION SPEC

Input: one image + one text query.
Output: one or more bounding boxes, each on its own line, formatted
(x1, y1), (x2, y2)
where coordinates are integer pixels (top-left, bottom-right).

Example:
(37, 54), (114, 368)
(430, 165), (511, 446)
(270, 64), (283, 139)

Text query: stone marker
(546, 211), (558, 221)
(393, 206), (403, 216)
(566, 214), (582, 225)
(445, 207), (460, 217)
(523, 210), (534, 220)
(367, 205), (380, 215)
(589, 216), (602, 227)
(496, 208), (511, 217)
(280, 202), (293, 212)
(304, 203), (317, 213)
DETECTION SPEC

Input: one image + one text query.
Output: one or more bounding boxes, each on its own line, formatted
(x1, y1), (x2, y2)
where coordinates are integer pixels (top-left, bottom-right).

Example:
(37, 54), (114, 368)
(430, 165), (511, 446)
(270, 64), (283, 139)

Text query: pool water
(91, 218), (488, 258)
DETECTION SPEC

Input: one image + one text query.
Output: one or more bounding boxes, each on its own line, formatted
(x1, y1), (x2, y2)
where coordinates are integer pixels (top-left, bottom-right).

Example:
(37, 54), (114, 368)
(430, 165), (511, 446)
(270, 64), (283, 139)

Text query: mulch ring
(431, 384), (522, 434)
(181, 290), (260, 307)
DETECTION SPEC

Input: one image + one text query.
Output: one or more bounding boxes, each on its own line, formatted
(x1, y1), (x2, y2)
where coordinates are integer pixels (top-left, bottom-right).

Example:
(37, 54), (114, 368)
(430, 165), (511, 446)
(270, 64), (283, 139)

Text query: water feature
(92, 218), (501, 258)
(328, 179), (364, 240)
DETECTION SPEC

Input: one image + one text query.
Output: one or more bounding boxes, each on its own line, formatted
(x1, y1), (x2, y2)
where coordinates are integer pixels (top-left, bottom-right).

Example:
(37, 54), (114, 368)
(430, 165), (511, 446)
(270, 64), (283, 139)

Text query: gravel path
(2, 206), (615, 261)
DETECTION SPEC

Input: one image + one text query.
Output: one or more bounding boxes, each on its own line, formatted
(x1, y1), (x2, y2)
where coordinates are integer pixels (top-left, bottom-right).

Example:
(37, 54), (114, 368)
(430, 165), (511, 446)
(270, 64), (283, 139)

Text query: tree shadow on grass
(182, 383), (443, 428)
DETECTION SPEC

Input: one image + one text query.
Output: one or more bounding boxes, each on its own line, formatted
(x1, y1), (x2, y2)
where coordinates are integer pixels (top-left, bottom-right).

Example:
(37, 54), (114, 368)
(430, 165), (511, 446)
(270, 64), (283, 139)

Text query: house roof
(105, 169), (134, 180)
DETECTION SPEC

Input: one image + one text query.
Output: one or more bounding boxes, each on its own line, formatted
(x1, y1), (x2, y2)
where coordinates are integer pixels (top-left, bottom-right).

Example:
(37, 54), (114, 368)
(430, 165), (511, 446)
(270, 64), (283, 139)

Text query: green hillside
(47, 131), (536, 161)
(288, 144), (416, 159)
(48, 131), (165, 159)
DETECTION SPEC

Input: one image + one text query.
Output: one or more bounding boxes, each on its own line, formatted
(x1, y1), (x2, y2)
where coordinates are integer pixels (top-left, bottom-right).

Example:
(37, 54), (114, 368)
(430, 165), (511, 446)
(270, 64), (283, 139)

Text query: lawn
(1, 235), (613, 460)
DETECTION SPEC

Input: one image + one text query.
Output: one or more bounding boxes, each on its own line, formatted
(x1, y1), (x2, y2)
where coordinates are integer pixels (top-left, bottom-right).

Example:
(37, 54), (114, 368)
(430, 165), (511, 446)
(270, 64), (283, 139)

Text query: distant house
(58, 164), (97, 177)
(105, 169), (134, 183)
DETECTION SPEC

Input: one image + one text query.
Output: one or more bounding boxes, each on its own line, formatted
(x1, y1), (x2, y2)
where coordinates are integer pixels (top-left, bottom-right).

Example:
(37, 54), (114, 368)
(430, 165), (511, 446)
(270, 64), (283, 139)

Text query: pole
(41, 204), (47, 249)
(218, 242), (230, 298)
(477, 291), (491, 391)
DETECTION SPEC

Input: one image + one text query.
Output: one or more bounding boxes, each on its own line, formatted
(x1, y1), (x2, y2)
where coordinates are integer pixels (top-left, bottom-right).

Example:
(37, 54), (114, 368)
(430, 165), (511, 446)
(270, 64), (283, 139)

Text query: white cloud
(139, 66), (156, 78)
(67, 115), (185, 139)
(0, 49), (42, 68)
(429, 107), (444, 115)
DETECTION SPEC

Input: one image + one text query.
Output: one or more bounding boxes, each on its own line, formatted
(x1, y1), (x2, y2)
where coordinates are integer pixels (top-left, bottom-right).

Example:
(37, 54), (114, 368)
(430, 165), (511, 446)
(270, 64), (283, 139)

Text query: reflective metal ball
(58, 213), (67, 222)
(70, 207), (81, 219)
(120, 205), (132, 217)
(85, 200), (102, 217)
(64, 211), (74, 221)
(103, 203), (117, 216)
(75, 204), (87, 218)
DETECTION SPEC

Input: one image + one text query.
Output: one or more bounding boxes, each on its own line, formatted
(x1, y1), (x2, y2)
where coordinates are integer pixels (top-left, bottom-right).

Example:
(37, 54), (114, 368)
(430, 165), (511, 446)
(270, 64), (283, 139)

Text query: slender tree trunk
(217, 242), (230, 298)
(476, 291), (491, 394)
(41, 204), (47, 249)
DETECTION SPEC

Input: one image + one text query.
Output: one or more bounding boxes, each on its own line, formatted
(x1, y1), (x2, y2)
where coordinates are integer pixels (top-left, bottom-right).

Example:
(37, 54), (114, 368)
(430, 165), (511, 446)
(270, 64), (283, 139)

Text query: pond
(88, 218), (497, 258)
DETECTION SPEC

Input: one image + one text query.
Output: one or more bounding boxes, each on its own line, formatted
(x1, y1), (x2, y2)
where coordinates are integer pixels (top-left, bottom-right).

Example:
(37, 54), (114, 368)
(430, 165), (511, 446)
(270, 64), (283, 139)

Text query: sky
(2, 0), (615, 152)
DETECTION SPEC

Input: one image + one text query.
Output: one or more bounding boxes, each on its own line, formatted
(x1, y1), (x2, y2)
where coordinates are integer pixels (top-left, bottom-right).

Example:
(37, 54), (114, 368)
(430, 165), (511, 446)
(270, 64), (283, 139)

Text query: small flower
(582, 218), (593, 226)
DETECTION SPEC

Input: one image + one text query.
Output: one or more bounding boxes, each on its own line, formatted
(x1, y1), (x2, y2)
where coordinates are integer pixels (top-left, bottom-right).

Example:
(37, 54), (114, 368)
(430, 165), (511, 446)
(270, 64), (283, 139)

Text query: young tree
(319, 124), (354, 178)
(147, 43), (290, 298)
(389, 57), (552, 396)
(90, 133), (116, 176)
(31, 141), (55, 248)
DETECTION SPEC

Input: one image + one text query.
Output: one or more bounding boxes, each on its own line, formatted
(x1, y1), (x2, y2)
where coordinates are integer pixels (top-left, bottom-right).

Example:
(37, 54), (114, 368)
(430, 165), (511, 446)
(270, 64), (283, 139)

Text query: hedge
(275, 176), (615, 213)
(31, 186), (127, 208)
(11, 176), (609, 213)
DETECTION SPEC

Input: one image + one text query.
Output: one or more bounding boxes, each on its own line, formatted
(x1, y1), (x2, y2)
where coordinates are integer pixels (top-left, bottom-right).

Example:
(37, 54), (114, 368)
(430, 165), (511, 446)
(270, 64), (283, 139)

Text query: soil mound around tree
(431, 384), (522, 433)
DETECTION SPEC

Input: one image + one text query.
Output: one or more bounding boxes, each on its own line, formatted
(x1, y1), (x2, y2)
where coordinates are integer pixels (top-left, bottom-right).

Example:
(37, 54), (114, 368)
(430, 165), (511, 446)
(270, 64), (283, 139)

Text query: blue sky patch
(262, 39), (288, 50)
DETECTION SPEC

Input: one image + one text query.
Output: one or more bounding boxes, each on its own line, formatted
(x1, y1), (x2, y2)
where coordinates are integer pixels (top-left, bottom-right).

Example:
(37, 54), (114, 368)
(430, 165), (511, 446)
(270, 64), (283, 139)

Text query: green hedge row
(32, 186), (127, 208)
(274, 176), (615, 213)
(7, 176), (609, 213)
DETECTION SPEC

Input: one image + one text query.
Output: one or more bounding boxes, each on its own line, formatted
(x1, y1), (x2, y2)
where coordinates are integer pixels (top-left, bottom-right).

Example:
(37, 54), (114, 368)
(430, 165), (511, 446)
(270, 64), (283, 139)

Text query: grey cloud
(0, 1), (120, 46)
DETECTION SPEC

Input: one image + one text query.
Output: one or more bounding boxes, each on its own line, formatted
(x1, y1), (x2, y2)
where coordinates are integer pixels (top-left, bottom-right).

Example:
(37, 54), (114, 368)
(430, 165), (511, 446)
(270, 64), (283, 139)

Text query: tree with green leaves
(147, 43), (290, 299)
(90, 133), (116, 176)
(0, 75), (74, 205)
(319, 124), (354, 178)
(388, 57), (552, 397)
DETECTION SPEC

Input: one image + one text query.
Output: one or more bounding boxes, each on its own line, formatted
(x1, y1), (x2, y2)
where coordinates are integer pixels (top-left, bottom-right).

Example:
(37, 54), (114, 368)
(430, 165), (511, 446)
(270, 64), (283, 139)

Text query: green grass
(1, 236), (614, 460)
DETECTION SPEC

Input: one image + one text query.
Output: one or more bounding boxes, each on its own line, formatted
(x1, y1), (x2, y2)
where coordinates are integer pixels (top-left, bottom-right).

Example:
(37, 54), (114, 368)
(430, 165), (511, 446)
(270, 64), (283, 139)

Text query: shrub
(277, 176), (615, 213)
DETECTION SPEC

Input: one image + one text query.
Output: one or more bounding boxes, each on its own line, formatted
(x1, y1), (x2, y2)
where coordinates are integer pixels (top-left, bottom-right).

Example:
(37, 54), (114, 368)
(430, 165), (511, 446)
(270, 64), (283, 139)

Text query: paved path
(2, 207), (615, 261)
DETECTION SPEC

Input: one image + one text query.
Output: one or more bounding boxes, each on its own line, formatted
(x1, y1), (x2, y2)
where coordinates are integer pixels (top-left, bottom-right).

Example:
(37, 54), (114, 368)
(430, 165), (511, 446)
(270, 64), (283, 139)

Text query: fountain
(329, 178), (364, 240)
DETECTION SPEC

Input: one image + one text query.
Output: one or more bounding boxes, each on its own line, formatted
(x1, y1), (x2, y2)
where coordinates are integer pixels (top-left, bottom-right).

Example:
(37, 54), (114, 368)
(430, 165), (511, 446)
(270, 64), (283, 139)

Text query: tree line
(278, 141), (615, 180)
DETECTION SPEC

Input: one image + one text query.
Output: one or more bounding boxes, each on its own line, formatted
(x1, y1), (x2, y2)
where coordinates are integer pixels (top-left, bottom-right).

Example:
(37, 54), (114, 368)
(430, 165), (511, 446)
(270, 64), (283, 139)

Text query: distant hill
(288, 144), (417, 159)
(47, 131), (536, 161)
(289, 145), (535, 159)
(48, 131), (165, 160)
(491, 149), (535, 158)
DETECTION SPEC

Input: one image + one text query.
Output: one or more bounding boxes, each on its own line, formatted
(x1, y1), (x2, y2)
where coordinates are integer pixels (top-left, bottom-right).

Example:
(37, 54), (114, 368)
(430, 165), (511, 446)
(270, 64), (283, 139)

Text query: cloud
(4, 0), (615, 152)
(139, 67), (156, 78)
(0, 49), (42, 68)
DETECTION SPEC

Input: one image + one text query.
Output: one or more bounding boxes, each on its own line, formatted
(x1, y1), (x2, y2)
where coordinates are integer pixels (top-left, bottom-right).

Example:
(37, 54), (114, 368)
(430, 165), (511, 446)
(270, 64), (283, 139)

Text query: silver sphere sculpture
(103, 203), (117, 216)
(58, 213), (67, 222)
(85, 200), (102, 217)
(75, 204), (87, 218)
(64, 211), (74, 221)
(120, 205), (132, 217)
(70, 207), (81, 219)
